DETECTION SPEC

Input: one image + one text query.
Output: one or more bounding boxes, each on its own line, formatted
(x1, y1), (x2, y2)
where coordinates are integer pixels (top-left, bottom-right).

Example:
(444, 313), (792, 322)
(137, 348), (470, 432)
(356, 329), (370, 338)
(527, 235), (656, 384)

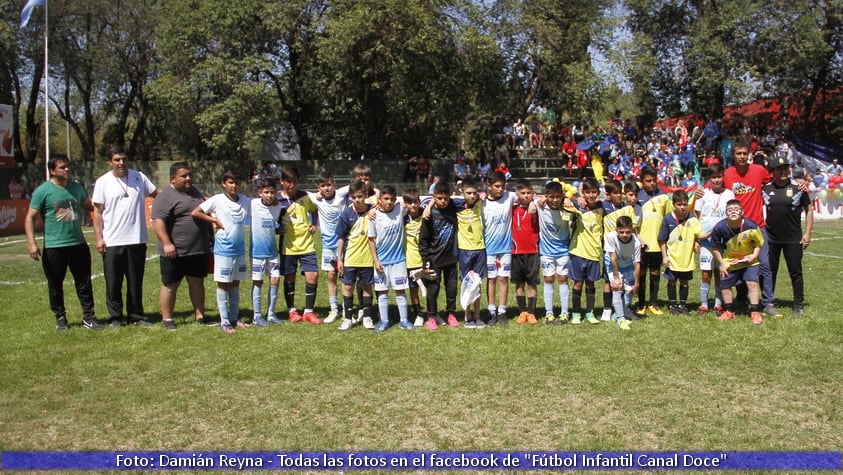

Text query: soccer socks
(329, 295), (339, 313)
(268, 285), (279, 317)
(679, 284), (689, 306)
(304, 282), (317, 313)
(217, 287), (230, 325)
(700, 281), (710, 308)
(649, 274), (660, 306)
(527, 297), (536, 314)
(543, 282), (555, 314)
(283, 280), (295, 309)
(667, 280), (677, 304)
(252, 285), (262, 318)
(378, 293), (390, 323)
(572, 288), (582, 313)
(585, 287), (596, 313)
(559, 283), (569, 314)
(612, 291), (626, 320)
(603, 289), (612, 312)
(396, 293), (409, 323)
(361, 296), (373, 319)
(343, 296), (355, 320)
(516, 295), (527, 313)
(229, 287), (240, 322)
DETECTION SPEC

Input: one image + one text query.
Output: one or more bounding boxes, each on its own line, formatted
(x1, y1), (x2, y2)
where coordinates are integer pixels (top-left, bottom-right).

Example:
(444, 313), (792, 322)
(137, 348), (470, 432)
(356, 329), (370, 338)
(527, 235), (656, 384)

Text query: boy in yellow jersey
(658, 190), (704, 315)
(623, 181), (642, 231)
(568, 178), (605, 325)
(402, 189), (426, 327)
(277, 166), (321, 324)
(335, 180), (374, 330)
(454, 178), (486, 328)
(635, 166), (673, 316)
(599, 180), (637, 321)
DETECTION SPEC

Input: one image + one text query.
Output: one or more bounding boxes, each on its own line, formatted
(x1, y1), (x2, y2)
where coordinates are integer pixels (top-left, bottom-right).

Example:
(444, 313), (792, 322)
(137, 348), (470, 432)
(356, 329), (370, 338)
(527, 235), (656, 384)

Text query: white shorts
(699, 242), (718, 271)
(607, 266), (635, 293)
(321, 247), (338, 272)
(486, 253), (512, 279)
(214, 255), (248, 283)
(251, 257), (281, 280)
(374, 262), (410, 291)
(540, 255), (569, 277)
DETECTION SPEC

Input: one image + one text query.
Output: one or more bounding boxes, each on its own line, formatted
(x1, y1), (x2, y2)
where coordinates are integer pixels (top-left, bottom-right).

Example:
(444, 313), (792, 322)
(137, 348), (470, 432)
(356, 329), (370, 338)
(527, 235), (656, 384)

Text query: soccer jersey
(637, 189), (672, 252)
(250, 198), (283, 259)
(694, 187), (735, 233)
(368, 205), (406, 266)
(336, 204), (373, 267)
(511, 204), (539, 254)
(724, 164), (770, 227)
(569, 201), (604, 262)
(200, 193), (250, 257)
(404, 214), (424, 269)
(762, 180), (811, 244)
(602, 201), (637, 247)
(278, 190), (317, 255)
(482, 191), (517, 255)
(452, 197), (484, 251)
(710, 218), (764, 270)
(658, 212), (703, 272)
(308, 191), (348, 251)
(30, 180), (88, 248)
(419, 201), (459, 268)
(91, 169), (157, 246)
(605, 231), (642, 270)
(536, 203), (573, 258)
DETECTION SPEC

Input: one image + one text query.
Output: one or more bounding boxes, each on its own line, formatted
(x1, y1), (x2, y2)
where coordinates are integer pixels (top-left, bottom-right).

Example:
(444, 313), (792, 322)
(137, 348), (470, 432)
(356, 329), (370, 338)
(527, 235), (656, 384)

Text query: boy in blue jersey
(482, 171), (519, 324)
(192, 171), (251, 333)
(367, 186), (413, 332)
(568, 178), (604, 324)
(335, 180), (375, 330)
(605, 215), (641, 330)
(308, 172), (348, 323)
(250, 179), (284, 326)
(537, 181), (574, 324)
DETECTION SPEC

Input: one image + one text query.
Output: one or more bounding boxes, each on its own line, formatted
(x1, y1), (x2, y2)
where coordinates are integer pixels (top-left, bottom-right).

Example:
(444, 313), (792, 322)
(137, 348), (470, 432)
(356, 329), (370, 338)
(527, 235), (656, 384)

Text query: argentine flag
(20, 0), (45, 28)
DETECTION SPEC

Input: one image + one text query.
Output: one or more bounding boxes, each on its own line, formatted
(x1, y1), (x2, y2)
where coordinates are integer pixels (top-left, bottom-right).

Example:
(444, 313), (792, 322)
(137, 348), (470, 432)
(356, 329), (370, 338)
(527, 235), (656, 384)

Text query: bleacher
(507, 148), (595, 188)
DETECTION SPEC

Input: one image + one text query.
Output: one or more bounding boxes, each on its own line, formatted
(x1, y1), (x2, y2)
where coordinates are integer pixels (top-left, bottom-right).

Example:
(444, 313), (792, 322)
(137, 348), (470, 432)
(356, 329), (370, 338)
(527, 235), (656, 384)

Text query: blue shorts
(569, 255), (601, 283)
(341, 266), (374, 286)
(459, 249), (486, 279)
(282, 252), (318, 275)
(721, 265), (760, 289)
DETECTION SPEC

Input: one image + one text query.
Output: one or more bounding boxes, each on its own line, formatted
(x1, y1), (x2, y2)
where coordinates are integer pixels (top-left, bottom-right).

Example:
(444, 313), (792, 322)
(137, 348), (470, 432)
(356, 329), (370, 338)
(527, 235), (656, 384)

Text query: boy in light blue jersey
(249, 179), (283, 327)
(482, 170), (518, 324)
(367, 186), (413, 332)
(537, 181), (574, 324)
(605, 216), (641, 330)
(308, 172), (349, 323)
(192, 170), (251, 333)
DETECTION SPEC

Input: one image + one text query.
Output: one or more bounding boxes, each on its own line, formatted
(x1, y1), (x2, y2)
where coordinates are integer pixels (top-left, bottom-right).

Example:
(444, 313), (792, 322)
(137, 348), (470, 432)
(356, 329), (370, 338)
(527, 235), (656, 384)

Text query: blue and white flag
(20, 0), (45, 28)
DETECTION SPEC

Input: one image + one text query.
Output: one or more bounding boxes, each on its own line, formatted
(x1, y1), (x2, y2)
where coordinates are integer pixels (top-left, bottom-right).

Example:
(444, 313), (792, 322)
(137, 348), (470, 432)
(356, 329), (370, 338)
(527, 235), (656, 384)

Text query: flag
(20, 0), (45, 29)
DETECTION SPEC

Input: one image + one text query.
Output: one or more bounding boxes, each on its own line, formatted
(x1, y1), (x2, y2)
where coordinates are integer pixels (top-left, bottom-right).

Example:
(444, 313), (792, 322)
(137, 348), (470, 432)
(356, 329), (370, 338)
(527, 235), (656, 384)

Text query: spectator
(416, 155), (431, 184)
(8, 176), (24, 199)
(826, 159), (843, 175)
(403, 156), (418, 183)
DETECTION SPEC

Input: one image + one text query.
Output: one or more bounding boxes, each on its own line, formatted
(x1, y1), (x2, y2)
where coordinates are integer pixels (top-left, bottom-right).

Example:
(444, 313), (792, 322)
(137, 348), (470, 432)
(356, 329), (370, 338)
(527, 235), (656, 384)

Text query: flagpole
(43, 0), (49, 180)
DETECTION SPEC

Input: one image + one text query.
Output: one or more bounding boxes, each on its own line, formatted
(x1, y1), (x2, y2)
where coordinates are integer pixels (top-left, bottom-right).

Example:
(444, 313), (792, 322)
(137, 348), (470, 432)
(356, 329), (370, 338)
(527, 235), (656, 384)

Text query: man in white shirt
(92, 145), (159, 328)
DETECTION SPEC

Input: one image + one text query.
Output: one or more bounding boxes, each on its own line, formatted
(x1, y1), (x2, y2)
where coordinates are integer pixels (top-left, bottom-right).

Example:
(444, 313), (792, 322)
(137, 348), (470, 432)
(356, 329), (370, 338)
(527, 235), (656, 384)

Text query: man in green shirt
(25, 155), (104, 331)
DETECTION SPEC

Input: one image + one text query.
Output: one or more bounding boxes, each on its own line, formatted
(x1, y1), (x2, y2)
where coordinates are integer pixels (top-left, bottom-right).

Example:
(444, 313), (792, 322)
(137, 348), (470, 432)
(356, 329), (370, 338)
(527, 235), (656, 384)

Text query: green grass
(1, 221), (842, 463)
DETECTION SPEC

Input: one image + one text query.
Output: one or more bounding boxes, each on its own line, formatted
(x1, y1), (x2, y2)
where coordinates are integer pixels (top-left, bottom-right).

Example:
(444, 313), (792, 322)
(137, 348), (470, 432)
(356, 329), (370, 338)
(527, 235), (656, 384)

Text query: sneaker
(362, 316), (375, 330)
(763, 305), (783, 318)
(635, 306), (648, 316)
(399, 320), (415, 330)
(302, 312), (322, 325)
(526, 313), (538, 325)
(617, 319), (631, 331)
(751, 311), (763, 325)
(235, 320), (250, 329)
(570, 312), (582, 325)
(464, 319), (477, 329)
(82, 317), (105, 330)
(434, 315), (447, 326)
(375, 321), (389, 333)
(623, 307), (639, 320)
(515, 311), (529, 324)
(496, 313), (507, 325)
(585, 312), (600, 324)
(253, 315), (268, 327)
(109, 319), (122, 329)
(288, 310), (303, 323)
(717, 310), (736, 321)
(487, 312), (498, 326)
(473, 319), (486, 329)
(793, 306), (804, 317)
(446, 313), (459, 327)
(557, 312), (569, 324)
(338, 318), (353, 331)
(324, 310), (339, 324)
(162, 319), (177, 331)
(600, 308), (613, 322)
(425, 317), (438, 330)
(698, 306), (709, 315)
(130, 318), (154, 328)
(267, 315), (285, 325)
(413, 316), (424, 327)
(648, 305), (664, 316)
(56, 316), (69, 332)
(221, 323), (235, 333)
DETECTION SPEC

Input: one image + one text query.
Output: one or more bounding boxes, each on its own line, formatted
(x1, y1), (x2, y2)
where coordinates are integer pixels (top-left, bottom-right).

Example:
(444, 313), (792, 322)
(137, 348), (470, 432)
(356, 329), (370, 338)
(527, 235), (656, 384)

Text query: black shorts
(160, 254), (209, 285)
(663, 269), (693, 282)
(511, 253), (540, 285)
(642, 251), (662, 271)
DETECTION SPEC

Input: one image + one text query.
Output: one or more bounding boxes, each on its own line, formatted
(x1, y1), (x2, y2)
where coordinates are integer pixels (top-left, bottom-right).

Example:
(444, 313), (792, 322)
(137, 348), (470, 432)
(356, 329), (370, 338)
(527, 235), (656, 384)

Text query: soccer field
(1, 221), (842, 460)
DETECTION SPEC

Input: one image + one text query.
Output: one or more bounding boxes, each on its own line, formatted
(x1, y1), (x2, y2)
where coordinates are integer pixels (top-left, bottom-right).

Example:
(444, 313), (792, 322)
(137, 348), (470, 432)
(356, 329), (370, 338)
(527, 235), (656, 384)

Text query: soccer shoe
(399, 320), (415, 330)
(253, 315), (268, 327)
(545, 312), (556, 324)
(677, 304), (689, 315)
(425, 317), (438, 330)
(56, 316), (69, 332)
(446, 313), (460, 327)
(717, 310), (736, 321)
(487, 312), (498, 326)
(495, 313), (508, 325)
(220, 323), (235, 334)
(464, 319), (476, 329)
(648, 305), (664, 316)
(324, 310), (339, 324)
(268, 315), (285, 325)
(635, 306), (648, 316)
(288, 310), (303, 323)
(617, 319), (631, 331)
(750, 312), (763, 325)
(763, 305), (783, 318)
(570, 312), (582, 325)
(585, 312), (600, 324)
(302, 312), (322, 325)
(375, 321), (389, 333)
(698, 306), (709, 315)
(82, 317), (105, 330)
(793, 306), (804, 317)
(362, 316), (375, 330)
(434, 315), (447, 326)
(556, 312), (569, 324)
(713, 305), (724, 315)
(526, 313), (538, 325)
(338, 318), (353, 331)
(515, 311), (529, 324)
(600, 308), (613, 322)
(473, 318), (486, 329)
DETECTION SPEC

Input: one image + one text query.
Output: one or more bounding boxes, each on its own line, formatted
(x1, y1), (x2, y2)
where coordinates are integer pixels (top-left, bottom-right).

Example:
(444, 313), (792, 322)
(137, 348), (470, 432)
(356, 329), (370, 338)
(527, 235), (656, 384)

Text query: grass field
(1, 220), (842, 470)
